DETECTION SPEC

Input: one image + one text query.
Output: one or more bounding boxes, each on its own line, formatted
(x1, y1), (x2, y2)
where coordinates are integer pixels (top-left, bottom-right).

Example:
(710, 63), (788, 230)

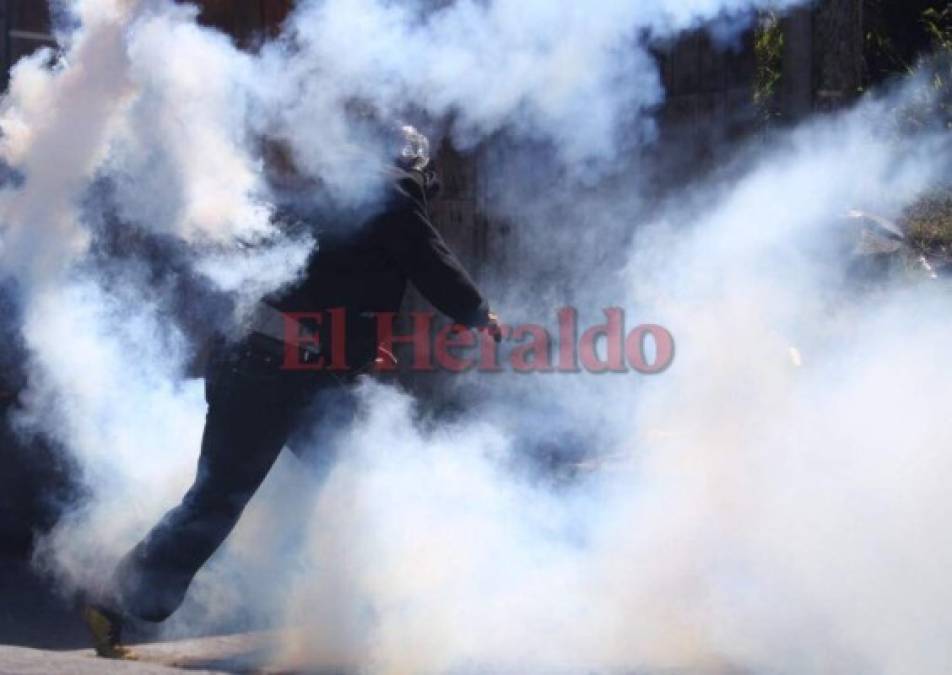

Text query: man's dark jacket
(267, 166), (490, 369)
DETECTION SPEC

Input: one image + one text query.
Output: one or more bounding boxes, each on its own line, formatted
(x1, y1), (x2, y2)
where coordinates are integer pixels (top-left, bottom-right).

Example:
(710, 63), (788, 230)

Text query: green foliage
(922, 6), (952, 53)
(900, 7), (952, 250)
(922, 6), (952, 128)
(749, 3), (952, 248)
(753, 11), (784, 124)
(904, 187), (952, 254)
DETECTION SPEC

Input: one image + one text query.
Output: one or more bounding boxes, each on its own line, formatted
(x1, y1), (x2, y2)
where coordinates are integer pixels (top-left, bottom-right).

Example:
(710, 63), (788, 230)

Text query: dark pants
(113, 339), (356, 622)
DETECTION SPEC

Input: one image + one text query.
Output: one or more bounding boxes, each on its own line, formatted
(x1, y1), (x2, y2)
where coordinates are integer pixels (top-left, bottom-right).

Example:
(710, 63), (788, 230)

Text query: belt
(244, 302), (322, 360)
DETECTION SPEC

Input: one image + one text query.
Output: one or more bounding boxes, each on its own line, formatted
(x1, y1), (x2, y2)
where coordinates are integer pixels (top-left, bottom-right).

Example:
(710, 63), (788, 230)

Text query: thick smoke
(267, 75), (952, 674)
(3, 1), (952, 674)
(265, 0), (807, 180)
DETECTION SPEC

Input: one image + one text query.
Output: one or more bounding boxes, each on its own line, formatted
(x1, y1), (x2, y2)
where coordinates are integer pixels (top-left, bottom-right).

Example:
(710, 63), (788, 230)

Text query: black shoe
(82, 604), (138, 660)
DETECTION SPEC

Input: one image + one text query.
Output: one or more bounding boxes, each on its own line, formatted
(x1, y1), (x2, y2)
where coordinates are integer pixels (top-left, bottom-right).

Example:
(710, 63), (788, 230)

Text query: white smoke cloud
(0, 0), (808, 287)
(267, 0), (808, 178)
(108, 2), (272, 244)
(0, 0), (311, 313)
(265, 77), (952, 674)
(25, 277), (203, 598)
(5, 1), (952, 675)
(0, 0), (134, 288)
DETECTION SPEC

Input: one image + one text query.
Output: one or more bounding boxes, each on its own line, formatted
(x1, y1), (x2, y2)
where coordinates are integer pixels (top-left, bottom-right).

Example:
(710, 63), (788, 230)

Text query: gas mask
(397, 125), (431, 171)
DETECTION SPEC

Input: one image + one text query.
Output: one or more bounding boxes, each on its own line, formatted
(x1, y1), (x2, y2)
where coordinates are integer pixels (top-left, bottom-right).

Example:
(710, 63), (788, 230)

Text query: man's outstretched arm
(379, 174), (495, 329)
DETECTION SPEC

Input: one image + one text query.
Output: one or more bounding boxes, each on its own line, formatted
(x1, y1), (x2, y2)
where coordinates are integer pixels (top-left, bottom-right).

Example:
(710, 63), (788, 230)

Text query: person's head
(395, 124), (431, 172)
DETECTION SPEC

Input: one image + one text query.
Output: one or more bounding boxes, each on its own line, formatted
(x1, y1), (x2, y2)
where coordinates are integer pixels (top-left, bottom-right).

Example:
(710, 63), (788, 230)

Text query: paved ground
(0, 557), (272, 673)
(0, 556), (737, 674)
(0, 631), (293, 674)
(0, 644), (222, 674)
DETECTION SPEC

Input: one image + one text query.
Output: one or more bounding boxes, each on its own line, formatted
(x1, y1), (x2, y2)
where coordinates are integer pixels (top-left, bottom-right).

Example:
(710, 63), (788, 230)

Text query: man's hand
(450, 312), (504, 343)
(482, 312), (503, 343)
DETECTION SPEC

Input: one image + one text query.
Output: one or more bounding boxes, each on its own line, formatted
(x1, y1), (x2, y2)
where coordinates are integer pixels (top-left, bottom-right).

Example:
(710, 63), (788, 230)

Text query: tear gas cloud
(3, 0), (952, 674)
(270, 78), (952, 674)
